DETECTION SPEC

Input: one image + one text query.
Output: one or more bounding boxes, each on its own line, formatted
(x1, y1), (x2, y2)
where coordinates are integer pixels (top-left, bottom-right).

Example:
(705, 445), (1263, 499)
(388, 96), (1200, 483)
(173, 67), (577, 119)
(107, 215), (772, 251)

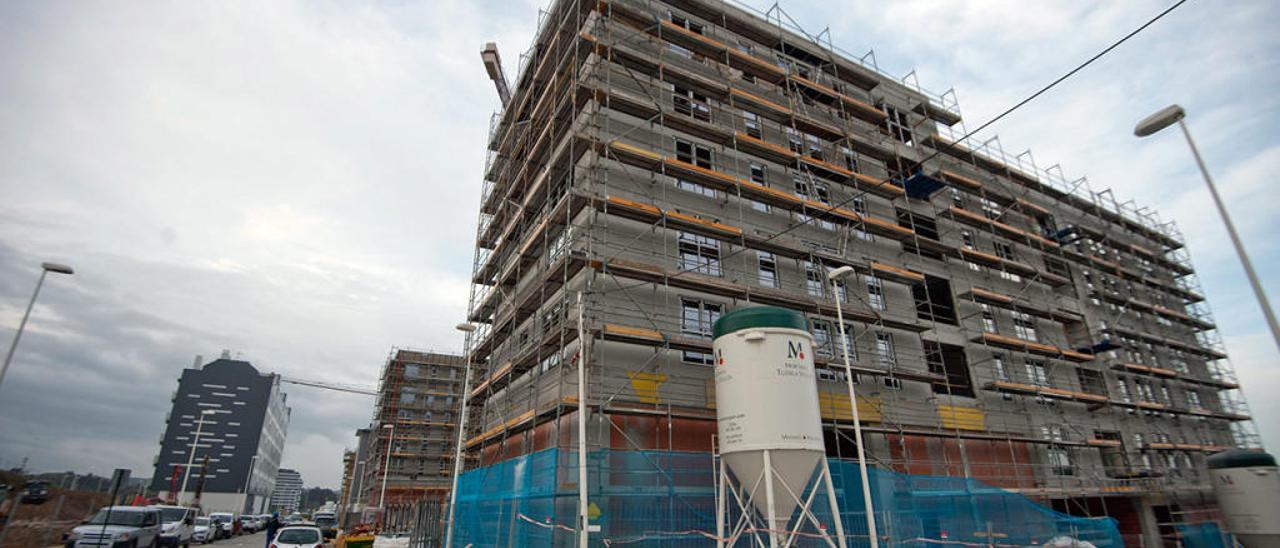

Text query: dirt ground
(0, 489), (114, 547)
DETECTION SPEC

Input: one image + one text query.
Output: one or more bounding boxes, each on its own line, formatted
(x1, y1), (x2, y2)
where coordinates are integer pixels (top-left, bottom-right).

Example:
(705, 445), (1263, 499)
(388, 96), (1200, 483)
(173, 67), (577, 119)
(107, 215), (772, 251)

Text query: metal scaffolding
(454, 0), (1258, 543)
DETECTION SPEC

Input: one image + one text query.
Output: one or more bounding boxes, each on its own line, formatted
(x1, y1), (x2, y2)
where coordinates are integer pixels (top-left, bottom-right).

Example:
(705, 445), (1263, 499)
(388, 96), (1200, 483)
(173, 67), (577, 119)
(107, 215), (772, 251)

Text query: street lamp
(0, 262), (74, 392)
(242, 455), (259, 514)
(379, 423), (395, 512)
(445, 322), (477, 548)
(827, 265), (879, 548)
(1135, 105), (1280, 354)
(179, 410), (216, 504)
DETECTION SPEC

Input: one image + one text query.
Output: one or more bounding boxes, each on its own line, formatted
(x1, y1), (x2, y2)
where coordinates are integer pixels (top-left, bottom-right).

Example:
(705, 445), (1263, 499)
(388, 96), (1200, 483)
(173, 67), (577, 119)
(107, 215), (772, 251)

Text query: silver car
(191, 517), (214, 544)
(65, 506), (162, 548)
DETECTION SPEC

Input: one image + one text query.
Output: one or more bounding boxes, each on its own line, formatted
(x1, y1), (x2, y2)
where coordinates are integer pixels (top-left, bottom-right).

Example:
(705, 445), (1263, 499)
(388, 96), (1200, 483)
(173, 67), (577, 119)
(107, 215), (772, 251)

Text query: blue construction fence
(451, 448), (1122, 546)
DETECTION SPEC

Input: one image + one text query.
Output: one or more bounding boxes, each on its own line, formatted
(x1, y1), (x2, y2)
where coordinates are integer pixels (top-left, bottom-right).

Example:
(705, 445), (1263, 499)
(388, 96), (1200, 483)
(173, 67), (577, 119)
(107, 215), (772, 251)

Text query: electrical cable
(584, 0), (1191, 298)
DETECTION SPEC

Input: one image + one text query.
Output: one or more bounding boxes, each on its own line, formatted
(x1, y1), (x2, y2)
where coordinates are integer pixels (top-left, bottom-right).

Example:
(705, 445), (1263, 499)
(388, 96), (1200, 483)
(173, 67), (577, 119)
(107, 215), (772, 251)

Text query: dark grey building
(150, 355), (290, 514)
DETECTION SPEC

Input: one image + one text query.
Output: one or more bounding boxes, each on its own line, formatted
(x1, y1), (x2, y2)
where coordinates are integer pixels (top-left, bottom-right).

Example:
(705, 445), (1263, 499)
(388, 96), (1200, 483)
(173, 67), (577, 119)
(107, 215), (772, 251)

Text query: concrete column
(1136, 496), (1163, 548)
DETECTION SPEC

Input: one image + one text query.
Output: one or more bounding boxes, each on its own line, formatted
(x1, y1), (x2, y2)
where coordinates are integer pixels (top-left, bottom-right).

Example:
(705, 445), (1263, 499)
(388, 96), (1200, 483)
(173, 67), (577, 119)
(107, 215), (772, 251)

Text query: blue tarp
(452, 448), (1122, 547)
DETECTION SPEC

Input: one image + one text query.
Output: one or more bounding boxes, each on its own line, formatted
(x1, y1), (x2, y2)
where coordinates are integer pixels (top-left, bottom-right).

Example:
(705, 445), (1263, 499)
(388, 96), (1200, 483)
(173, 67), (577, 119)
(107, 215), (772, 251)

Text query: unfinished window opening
(786, 127), (804, 154)
(736, 43), (757, 82)
(866, 275), (886, 310)
(757, 251), (778, 288)
(1035, 213), (1058, 236)
(666, 12), (703, 58)
(883, 105), (914, 146)
(980, 197), (1001, 220)
(911, 274), (957, 325)
(1042, 426), (1074, 476)
(896, 208), (943, 260)
(1134, 378), (1156, 402)
(812, 320), (834, 357)
(749, 163), (770, 212)
(924, 341), (974, 397)
(1012, 311), (1037, 342)
(841, 147), (859, 173)
(851, 197), (873, 241)
(1024, 359), (1048, 386)
(742, 110), (762, 138)
(795, 176), (835, 230)
(1186, 389), (1201, 408)
(673, 85), (710, 122)
(875, 332), (897, 368)
(674, 139), (717, 197)
(677, 231), (721, 276)
(991, 353), (1009, 381)
(992, 241), (1021, 282)
(1077, 369), (1107, 396)
(680, 298), (721, 364)
(805, 133), (824, 160)
(1044, 257), (1072, 281)
(804, 260), (824, 297)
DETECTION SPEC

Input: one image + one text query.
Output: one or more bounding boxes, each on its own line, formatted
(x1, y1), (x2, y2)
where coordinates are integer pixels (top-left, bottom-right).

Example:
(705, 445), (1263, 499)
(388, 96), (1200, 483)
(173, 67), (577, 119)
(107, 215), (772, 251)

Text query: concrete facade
(356, 350), (465, 529)
(270, 468), (303, 513)
(461, 0), (1258, 542)
(151, 357), (290, 515)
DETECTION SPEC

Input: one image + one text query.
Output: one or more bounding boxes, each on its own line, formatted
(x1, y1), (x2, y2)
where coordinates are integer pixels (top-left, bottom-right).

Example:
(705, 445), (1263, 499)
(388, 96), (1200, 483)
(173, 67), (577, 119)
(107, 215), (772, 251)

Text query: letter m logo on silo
(787, 341), (805, 360)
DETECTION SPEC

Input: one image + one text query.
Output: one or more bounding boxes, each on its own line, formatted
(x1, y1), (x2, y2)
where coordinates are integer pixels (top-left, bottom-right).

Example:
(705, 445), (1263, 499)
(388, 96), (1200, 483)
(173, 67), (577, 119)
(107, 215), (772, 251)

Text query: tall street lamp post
(828, 265), (879, 548)
(0, 262), (74, 392)
(1135, 105), (1280, 354)
(445, 322), (477, 548)
(179, 410), (216, 504)
(379, 422), (394, 513)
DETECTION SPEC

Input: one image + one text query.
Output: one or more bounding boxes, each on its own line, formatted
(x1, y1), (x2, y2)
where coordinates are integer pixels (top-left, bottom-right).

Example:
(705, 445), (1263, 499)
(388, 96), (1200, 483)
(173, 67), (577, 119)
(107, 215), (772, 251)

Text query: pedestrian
(265, 512), (281, 547)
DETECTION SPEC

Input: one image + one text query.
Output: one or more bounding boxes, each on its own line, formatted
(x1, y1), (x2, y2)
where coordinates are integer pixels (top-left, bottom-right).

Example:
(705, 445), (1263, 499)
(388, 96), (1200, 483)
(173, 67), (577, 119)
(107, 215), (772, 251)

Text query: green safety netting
(451, 448), (1122, 546)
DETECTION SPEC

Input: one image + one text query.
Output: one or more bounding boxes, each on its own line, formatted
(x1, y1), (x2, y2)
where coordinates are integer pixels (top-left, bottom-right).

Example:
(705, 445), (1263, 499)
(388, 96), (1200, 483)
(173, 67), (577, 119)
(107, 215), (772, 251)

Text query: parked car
(270, 526), (324, 548)
(208, 512), (235, 540)
(150, 505), (195, 547)
(191, 517), (214, 544)
(240, 514), (259, 533)
(21, 480), (50, 504)
(64, 506), (162, 548)
(311, 512), (337, 539)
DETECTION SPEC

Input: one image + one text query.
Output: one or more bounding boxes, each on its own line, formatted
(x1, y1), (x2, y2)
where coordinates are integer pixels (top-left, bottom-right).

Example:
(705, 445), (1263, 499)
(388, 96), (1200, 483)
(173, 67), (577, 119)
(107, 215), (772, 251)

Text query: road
(211, 531), (337, 547)
(212, 531), (265, 547)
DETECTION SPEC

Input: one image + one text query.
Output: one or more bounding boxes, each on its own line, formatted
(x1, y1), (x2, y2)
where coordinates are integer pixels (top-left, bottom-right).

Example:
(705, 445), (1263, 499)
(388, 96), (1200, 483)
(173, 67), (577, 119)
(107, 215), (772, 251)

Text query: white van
(150, 505), (195, 547)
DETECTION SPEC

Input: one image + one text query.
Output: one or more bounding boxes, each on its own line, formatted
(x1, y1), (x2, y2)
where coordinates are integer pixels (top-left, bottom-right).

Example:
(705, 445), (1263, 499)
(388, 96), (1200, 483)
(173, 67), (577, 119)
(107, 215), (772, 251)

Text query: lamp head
(1135, 104), (1185, 137)
(41, 262), (74, 275)
(827, 265), (856, 281)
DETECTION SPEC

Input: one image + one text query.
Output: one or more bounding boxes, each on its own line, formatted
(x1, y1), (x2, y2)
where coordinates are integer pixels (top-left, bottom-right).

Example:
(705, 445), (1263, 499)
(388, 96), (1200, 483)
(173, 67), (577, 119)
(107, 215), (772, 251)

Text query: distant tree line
(300, 486), (338, 512)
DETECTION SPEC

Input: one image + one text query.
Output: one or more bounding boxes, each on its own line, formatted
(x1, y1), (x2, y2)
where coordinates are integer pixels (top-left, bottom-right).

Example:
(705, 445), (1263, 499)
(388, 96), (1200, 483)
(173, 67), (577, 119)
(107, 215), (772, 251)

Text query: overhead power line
(591, 0), (1192, 297)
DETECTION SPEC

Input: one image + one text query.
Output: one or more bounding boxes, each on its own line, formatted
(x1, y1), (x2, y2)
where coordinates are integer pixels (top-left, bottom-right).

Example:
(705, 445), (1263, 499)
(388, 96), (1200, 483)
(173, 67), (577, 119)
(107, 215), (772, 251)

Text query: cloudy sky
(0, 0), (1276, 488)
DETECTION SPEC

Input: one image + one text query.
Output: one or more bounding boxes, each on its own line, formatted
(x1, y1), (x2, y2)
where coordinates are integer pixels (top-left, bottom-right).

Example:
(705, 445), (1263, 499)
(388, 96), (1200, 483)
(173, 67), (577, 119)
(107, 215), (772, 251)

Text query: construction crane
(481, 42), (511, 106)
(280, 376), (377, 396)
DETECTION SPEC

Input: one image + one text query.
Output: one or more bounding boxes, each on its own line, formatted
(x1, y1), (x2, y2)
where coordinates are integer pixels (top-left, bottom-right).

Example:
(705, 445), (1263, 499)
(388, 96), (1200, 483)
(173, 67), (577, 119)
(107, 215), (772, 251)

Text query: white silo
(1207, 449), (1280, 547)
(712, 307), (845, 547)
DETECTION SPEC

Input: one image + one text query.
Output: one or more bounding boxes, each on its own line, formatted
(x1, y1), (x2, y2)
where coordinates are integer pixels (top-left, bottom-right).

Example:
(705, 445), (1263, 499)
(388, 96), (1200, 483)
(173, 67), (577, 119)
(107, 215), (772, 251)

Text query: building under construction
(454, 0), (1260, 544)
(354, 349), (465, 529)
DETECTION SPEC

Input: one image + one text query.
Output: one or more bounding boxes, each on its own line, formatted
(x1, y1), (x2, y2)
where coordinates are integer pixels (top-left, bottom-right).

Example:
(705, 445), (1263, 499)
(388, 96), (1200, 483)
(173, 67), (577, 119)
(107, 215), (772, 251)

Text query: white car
(65, 506), (162, 548)
(271, 526), (324, 548)
(208, 512), (236, 538)
(150, 505), (195, 547)
(191, 517), (214, 544)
